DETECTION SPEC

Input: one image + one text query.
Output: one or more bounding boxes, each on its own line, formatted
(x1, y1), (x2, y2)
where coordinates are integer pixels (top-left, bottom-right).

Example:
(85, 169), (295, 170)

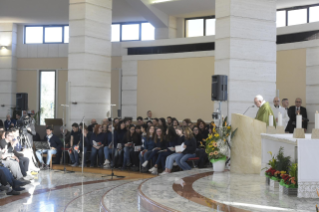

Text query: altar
(261, 133), (319, 198)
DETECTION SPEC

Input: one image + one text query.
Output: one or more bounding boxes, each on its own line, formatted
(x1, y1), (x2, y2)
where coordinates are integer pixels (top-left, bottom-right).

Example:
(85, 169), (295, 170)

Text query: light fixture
(0, 46), (8, 50)
(151, 0), (172, 4)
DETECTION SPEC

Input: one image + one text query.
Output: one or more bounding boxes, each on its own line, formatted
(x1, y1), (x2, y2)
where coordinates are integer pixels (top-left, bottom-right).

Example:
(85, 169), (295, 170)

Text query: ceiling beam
(124, 0), (169, 28)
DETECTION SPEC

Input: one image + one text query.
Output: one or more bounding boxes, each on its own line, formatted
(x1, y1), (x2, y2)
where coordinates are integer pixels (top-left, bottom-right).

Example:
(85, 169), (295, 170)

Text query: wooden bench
(42, 154), (56, 168)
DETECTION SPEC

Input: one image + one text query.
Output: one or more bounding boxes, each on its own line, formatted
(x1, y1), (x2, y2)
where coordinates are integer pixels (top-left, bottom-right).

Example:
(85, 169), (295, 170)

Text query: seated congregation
(53, 115), (213, 175)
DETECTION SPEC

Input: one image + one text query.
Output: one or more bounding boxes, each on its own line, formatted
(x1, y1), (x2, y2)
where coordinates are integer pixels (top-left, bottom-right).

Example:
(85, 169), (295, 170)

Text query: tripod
(60, 104), (74, 174)
(102, 104), (125, 179)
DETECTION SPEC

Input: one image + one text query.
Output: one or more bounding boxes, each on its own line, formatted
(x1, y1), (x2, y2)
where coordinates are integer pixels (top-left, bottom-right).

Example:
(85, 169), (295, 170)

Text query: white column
(155, 17), (177, 40)
(306, 44), (319, 132)
(0, 23), (17, 119)
(68, 0), (112, 124)
(215, 0), (277, 120)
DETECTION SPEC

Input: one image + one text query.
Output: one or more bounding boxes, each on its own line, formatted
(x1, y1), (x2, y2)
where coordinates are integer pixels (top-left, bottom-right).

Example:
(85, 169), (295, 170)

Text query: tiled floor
(1, 168), (318, 212)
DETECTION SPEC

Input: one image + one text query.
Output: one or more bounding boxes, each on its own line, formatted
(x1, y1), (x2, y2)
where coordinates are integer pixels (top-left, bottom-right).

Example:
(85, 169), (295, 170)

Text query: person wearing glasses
(286, 98), (308, 133)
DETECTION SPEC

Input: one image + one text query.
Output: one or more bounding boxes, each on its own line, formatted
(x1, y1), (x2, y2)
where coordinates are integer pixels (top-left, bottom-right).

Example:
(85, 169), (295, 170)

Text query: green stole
(255, 102), (276, 127)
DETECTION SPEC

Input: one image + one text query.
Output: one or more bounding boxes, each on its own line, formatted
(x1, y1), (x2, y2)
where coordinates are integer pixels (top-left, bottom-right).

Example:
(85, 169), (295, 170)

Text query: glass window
(111, 24), (120, 42)
(25, 27), (43, 44)
(310, 6), (319, 23)
(39, 71), (56, 125)
(288, 9), (307, 26)
(44, 27), (63, 43)
(141, 23), (155, 41)
(64, 26), (69, 43)
(186, 19), (204, 37)
(276, 11), (286, 27)
(205, 18), (216, 36)
(122, 24), (140, 41)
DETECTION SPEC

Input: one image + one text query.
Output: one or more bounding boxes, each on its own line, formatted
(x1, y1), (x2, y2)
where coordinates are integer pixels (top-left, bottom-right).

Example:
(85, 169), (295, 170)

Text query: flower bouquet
(205, 117), (237, 172)
(280, 163), (298, 196)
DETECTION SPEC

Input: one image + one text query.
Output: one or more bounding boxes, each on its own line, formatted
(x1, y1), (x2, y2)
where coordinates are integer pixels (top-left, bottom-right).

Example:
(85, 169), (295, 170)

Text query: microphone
(243, 105), (255, 115)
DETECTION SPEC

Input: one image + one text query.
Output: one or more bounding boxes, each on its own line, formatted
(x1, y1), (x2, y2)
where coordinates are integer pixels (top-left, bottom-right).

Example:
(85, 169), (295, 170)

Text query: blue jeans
(155, 151), (172, 169)
(69, 145), (80, 164)
(104, 146), (114, 165)
(0, 166), (13, 186)
(165, 153), (183, 169)
(123, 146), (133, 168)
(36, 149), (57, 165)
(90, 147), (104, 166)
(146, 149), (159, 165)
(176, 153), (196, 170)
(139, 151), (152, 168)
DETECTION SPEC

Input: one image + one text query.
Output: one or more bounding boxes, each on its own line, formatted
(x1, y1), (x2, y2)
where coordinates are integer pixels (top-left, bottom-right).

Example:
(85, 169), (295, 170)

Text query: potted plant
(264, 150), (277, 186)
(205, 117), (237, 172)
(280, 163), (298, 196)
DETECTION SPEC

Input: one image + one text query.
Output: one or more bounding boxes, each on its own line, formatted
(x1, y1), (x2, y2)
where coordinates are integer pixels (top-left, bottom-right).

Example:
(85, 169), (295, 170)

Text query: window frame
(38, 70), (57, 125)
(184, 16), (215, 38)
(119, 22), (142, 42)
(24, 25), (69, 44)
(277, 3), (319, 27)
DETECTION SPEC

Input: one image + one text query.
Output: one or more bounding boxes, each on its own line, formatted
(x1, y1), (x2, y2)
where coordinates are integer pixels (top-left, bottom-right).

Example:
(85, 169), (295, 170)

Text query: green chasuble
(255, 102), (276, 127)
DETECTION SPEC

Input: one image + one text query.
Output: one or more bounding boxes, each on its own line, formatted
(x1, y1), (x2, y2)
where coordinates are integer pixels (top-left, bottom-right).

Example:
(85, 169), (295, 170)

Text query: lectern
(230, 113), (267, 174)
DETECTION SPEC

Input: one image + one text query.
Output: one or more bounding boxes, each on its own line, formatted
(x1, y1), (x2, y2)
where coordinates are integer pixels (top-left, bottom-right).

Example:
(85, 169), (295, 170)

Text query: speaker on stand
(16, 93), (28, 111)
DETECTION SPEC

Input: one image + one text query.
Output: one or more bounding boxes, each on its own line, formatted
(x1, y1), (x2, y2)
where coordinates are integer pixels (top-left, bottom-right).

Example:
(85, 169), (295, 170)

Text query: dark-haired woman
(142, 128), (166, 170)
(172, 118), (179, 129)
(103, 124), (114, 168)
(139, 126), (155, 171)
(158, 118), (167, 132)
(160, 127), (196, 175)
(90, 125), (107, 167)
(166, 116), (172, 127)
(130, 127), (142, 171)
(113, 120), (127, 168)
(122, 125), (140, 170)
(197, 119), (209, 139)
(193, 126), (207, 168)
(148, 126), (178, 174)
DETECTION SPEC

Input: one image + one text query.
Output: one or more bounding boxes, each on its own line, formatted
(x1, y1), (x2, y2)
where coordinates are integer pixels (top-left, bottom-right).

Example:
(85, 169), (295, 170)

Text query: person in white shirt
(271, 97), (289, 129)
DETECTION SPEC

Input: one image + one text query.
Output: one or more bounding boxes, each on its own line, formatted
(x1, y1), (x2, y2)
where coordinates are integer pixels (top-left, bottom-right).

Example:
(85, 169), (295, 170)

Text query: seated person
(122, 125), (140, 170)
(0, 130), (30, 182)
(90, 125), (106, 167)
(0, 130), (33, 181)
(139, 126), (156, 172)
(69, 123), (82, 166)
(35, 126), (62, 169)
(0, 165), (28, 195)
(78, 126), (90, 167)
(103, 124), (114, 168)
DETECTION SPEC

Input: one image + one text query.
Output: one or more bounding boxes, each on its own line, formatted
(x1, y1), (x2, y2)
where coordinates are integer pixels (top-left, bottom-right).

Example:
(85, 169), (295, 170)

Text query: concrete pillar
(0, 23), (17, 119)
(68, 0), (112, 124)
(215, 0), (277, 120)
(306, 45), (319, 132)
(155, 16), (177, 40)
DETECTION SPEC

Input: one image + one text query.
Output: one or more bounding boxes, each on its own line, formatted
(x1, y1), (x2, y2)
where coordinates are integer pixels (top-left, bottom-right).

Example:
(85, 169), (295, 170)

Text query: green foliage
(289, 163), (298, 182)
(275, 147), (291, 172)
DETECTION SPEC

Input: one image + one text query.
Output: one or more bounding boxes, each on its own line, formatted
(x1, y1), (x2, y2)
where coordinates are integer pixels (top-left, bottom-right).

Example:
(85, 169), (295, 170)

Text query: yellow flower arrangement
(227, 126), (231, 130)
(213, 142), (217, 147)
(214, 133), (219, 138)
(213, 151), (219, 155)
(209, 152), (214, 156)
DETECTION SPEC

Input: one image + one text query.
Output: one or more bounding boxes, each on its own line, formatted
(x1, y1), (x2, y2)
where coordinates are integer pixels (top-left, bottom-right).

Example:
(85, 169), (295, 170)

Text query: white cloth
(271, 105), (289, 128)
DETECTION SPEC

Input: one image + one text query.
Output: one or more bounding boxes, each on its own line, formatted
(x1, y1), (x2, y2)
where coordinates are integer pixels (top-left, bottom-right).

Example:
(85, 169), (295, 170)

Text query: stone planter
(283, 186), (298, 196)
(269, 179), (279, 189)
(279, 184), (284, 193)
(265, 177), (270, 186)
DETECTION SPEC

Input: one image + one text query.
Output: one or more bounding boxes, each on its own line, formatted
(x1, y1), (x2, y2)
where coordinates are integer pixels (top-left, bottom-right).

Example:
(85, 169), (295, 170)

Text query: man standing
(254, 95), (276, 127)
(145, 110), (153, 121)
(286, 98), (308, 133)
(271, 97), (289, 129)
(4, 115), (15, 131)
(35, 126), (62, 169)
(282, 98), (289, 110)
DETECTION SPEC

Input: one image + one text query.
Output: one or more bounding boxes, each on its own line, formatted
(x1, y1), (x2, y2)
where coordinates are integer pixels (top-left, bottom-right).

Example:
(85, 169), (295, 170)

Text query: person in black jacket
(286, 98), (308, 133)
(112, 121), (127, 168)
(78, 126), (90, 167)
(35, 126), (62, 170)
(122, 125), (140, 170)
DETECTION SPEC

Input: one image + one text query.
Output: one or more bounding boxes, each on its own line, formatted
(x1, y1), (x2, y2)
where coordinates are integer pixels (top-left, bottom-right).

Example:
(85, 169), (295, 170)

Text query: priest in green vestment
(254, 95), (276, 127)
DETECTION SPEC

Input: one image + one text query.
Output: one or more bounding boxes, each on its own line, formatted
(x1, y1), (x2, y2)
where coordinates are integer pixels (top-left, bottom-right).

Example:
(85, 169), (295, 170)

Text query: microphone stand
(243, 105), (255, 115)
(60, 104), (74, 174)
(81, 116), (85, 177)
(102, 104), (125, 179)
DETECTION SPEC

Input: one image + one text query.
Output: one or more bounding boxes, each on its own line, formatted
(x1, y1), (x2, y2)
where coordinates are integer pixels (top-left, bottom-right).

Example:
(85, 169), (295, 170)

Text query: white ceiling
(0, 0), (318, 24)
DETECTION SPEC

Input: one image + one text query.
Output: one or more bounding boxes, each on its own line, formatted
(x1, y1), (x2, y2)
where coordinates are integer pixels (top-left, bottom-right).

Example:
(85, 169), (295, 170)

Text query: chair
(186, 157), (200, 168)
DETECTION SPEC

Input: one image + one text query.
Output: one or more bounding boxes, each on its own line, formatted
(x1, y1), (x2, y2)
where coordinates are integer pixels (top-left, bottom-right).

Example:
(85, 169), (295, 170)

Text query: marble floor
(1, 168), (318, 212)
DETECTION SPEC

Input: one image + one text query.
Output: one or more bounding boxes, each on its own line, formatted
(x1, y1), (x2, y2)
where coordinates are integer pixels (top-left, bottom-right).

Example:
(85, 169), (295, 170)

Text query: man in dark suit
(35, 126), (62, 169)
(286, 98), (308, 133)
(4, 115), (16, 131)
(144, 110), (153, 121)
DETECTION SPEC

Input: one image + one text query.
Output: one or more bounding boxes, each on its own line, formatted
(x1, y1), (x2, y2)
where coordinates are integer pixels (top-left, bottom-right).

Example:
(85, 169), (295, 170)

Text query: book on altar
(175, 143), (185, 152)
(134, 145), (141, 152)
(93, 140), (102, 147)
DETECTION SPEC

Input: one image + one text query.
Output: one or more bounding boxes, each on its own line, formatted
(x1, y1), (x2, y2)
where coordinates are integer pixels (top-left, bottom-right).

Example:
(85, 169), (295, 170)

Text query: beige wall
(16, 57), (120, 119)
(277, 49), (307, 107)
(111, 57), (121, 117)
(16, 70), (38, 112)
(137, 57), (215, 122)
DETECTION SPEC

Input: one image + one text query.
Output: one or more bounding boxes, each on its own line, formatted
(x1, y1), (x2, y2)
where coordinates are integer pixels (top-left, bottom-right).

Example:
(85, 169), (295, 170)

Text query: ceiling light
(0, 46), (7, 50)
(151, 0), (172, 4)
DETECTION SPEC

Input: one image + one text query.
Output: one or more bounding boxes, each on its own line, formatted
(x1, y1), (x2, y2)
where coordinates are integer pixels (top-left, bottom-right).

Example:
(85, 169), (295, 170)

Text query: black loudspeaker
(16, 93), (28, 111)
(212, 75), (228, 101)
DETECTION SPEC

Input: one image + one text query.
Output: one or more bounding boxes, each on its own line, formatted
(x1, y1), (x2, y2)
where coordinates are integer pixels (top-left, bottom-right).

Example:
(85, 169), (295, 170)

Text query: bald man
(286, 98), (308, 133)
(254, 95), (276, 127)
(271, 97), (289, 129)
